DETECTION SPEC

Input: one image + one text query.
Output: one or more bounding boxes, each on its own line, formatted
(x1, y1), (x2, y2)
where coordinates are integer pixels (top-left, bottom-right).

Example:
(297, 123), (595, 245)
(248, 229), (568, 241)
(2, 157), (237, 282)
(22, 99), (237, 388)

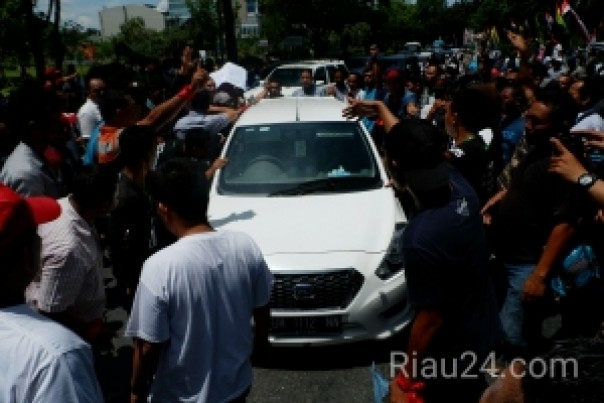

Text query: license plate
(270, 316), (342, 335)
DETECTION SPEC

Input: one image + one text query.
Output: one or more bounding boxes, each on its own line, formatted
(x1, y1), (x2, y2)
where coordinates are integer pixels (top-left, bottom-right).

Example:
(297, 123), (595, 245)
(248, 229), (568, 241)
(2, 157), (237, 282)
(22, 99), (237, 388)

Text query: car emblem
(293, 283), (315, 300)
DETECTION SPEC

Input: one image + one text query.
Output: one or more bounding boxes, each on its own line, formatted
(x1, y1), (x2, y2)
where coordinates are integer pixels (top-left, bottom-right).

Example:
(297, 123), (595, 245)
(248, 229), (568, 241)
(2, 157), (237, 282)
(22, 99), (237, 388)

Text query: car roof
(236, 97), (349, 125)
(274, 60), (346, 69)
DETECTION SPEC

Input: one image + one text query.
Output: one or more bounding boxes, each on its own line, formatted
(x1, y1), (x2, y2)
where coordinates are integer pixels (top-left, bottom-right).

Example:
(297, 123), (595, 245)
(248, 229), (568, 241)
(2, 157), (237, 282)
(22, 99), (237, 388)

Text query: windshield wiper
(269, 178), (340, 196)
(269, 177), (371, 196)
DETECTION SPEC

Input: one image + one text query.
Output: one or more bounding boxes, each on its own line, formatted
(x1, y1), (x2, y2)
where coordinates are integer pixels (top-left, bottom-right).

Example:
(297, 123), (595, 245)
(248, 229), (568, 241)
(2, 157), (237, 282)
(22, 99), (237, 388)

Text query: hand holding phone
(549, 137), (589, 184)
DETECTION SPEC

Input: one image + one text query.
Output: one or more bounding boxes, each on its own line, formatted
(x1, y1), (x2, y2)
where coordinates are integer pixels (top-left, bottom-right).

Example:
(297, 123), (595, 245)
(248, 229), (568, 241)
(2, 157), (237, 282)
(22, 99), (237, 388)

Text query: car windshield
(218, 122), (382, 195)
(269, 68), (305, 87)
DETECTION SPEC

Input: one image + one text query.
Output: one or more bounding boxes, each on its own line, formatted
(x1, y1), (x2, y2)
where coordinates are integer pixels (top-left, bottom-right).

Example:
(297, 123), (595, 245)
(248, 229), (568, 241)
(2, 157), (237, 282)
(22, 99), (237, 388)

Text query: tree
(185, 0), (221, 56)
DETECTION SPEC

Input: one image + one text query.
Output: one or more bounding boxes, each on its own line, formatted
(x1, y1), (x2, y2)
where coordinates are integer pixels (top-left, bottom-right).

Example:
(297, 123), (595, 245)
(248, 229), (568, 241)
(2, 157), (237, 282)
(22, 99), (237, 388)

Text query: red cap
(0, 185), (61, 254)
(385, 69), (400, 81)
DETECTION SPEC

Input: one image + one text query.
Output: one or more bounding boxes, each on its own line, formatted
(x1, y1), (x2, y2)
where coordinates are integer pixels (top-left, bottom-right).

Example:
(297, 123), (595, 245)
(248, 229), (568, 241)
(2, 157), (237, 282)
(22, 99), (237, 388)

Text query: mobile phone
(570, 131), (604, 166)
(556, 134), (585, 158)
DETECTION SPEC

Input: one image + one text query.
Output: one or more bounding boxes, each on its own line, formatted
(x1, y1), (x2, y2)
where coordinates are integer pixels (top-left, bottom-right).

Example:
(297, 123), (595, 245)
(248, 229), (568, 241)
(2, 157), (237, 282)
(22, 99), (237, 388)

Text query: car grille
(270, 269), (364, 310)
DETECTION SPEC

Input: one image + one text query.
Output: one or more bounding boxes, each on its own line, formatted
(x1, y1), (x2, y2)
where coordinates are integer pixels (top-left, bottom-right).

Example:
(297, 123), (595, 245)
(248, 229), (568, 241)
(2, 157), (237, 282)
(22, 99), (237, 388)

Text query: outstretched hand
(190, 60), (208, 91)
(342, 99), (379, 120)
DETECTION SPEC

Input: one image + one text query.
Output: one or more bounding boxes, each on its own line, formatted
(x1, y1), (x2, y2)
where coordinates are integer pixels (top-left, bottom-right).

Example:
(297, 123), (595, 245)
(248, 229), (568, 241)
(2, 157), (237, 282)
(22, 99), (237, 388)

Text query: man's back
(0, 142), (60, 198)
(0, 304), (102, 402)
(403, 166), (501, 360)
(125, 230), (273, 402)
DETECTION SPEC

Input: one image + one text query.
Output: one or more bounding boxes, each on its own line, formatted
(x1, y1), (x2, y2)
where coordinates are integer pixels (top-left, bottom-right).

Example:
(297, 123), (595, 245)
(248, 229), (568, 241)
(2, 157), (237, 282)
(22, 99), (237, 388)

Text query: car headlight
(375, 222), (406, 280)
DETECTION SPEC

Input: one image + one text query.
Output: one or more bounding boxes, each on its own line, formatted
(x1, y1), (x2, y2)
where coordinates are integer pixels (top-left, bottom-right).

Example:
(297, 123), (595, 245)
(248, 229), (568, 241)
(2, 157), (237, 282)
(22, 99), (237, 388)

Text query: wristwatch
(577, 172), (598, 189)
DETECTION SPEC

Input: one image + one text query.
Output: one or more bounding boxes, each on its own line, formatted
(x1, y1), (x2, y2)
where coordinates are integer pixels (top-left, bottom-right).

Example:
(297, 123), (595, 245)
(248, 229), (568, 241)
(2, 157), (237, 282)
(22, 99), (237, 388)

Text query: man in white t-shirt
(0, 185), (103, 402)
(125, 158), (273, 403)
(77, 78), (106, 139)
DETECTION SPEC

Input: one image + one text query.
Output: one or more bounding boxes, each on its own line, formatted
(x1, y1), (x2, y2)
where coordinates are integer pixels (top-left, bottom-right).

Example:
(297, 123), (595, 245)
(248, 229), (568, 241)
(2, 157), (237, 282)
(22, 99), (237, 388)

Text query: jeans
(500, 263), (535, 350)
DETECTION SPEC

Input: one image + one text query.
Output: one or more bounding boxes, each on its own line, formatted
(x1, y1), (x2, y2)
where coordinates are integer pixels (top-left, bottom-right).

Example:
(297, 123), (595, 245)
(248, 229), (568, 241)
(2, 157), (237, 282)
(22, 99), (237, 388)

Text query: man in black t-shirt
(494, 89), (590, 358)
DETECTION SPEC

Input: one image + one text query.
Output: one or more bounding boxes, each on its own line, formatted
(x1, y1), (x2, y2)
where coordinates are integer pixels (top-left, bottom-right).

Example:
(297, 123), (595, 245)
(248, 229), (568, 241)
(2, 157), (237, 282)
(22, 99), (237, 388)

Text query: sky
(36, 0), (158, 30)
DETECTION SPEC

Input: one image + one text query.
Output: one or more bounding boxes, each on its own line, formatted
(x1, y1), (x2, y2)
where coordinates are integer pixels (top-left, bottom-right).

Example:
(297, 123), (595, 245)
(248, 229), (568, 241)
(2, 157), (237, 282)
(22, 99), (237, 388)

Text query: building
(99, 4), (165, 38)
(155, 0), (256, 35)
(237, 0), (261, 38)
(156, 0), (191, 25)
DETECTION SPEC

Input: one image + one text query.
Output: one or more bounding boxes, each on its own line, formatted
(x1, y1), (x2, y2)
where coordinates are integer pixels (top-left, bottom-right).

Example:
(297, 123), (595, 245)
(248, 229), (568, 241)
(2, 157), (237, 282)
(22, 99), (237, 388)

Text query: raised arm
(137, 62), (208, 131)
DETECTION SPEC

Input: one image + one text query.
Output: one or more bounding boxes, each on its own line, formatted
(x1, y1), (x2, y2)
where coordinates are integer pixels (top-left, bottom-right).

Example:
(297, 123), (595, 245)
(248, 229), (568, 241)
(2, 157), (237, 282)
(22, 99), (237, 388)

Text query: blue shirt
(501, 116), (525, 166)
(82, 121), (104, 165)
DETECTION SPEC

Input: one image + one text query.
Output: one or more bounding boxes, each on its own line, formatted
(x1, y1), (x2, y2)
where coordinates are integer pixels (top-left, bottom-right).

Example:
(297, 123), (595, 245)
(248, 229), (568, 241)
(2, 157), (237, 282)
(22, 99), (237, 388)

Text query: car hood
(208, 188), (401, 255)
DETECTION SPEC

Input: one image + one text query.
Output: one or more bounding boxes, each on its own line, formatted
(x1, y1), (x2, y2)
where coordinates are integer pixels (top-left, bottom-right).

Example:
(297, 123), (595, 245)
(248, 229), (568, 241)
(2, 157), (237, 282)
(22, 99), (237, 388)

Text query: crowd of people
(1, 29), (604, 403)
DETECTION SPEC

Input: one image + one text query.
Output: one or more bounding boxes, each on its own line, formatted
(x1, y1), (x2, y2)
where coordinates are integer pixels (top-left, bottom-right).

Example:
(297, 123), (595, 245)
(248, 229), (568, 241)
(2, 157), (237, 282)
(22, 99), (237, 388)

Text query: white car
(245, 60), (348, 100)
(207, 97), (411, 346)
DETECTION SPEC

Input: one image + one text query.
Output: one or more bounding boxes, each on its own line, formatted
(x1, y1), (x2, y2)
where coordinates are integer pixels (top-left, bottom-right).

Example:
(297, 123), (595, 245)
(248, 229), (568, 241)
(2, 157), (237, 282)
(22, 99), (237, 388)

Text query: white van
(207, 97), (411, 346)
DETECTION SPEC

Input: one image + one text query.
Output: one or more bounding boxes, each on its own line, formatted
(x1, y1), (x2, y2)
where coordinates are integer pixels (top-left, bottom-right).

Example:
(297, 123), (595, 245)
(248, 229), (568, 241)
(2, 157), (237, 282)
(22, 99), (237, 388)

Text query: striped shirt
(26, 197), (106, 323)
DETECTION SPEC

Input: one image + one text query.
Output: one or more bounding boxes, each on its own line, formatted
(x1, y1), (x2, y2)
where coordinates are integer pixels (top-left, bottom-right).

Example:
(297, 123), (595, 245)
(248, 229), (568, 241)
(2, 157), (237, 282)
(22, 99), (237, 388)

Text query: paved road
(248, 335), (406, 403)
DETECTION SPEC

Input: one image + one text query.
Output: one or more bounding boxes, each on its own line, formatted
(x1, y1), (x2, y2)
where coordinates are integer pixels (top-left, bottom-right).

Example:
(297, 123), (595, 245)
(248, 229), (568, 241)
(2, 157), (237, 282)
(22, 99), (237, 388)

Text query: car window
(314, 67), (327, 83)
(270, 67), (305, 87)
(326, 65), (336, 82)
(218, 122), (381, 195)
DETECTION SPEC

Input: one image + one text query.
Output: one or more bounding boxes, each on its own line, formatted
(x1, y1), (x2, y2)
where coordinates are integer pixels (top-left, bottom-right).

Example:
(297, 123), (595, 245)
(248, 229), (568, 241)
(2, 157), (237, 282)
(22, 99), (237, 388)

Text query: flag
(490, 26), (500, 46)
(555, 3), (567, 30)
(560, 0), (592, 43)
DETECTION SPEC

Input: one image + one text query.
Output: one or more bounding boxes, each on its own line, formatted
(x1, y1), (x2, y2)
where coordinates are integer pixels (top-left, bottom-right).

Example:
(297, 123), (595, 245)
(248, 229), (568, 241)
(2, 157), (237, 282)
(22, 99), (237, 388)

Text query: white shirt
(125, 230), (273, 403)
(26, 197), (106, 323)
(0, 304), (103, 402)
(0, 142), (60, 198)
(77, 98), (102, 139)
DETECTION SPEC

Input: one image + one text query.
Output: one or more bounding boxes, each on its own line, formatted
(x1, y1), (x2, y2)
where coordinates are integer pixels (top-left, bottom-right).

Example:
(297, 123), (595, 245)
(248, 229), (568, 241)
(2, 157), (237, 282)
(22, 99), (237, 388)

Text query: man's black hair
(118, 125), (156, 171)
(6, 79), (60, 138)
(71, 164), (118, 210)
(190, 90), (211, 112)
(98, 89), (130, 123)
(530, 61), (549, 79)
(450, 87), (499, 134)
(146, 158), (208, 224)
(534, 88), (577, 135)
